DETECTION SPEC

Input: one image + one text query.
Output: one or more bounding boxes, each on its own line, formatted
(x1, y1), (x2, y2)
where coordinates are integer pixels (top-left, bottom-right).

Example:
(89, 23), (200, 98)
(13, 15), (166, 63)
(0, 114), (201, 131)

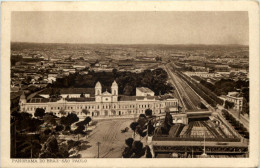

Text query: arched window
(114, 90), (116, 95)
(97, 90), (100, 95)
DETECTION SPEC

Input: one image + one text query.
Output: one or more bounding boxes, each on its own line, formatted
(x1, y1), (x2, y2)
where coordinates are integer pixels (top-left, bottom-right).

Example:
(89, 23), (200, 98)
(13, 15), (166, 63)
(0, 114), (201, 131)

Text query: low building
(19, 81), (179, 117)
(184, 72), (216, 78)
(136, 87), (155, 96)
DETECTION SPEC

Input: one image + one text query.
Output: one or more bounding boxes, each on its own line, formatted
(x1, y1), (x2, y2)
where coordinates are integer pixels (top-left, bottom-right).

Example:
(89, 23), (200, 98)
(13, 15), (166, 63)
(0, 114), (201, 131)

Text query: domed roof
(112, 80), (118, 87)
(95, 81), (102, 88)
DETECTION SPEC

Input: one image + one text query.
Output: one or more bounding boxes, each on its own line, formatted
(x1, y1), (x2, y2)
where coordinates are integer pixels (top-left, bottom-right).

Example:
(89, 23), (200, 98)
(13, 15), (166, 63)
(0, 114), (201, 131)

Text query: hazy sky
(11, 11), (249, 45)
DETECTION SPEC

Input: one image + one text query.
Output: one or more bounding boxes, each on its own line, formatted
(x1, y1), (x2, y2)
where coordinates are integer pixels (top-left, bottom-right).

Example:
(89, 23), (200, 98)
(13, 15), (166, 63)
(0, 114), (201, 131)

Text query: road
(217, 106), (249, 130)
(165, 64), (202, 111)
(79, 118), (133, 158)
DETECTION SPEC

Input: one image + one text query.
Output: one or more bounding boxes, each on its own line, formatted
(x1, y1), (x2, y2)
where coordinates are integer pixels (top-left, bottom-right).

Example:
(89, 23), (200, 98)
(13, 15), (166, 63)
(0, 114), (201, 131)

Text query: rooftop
(39, 88), (95, 96)
(136, 87), (154, 93)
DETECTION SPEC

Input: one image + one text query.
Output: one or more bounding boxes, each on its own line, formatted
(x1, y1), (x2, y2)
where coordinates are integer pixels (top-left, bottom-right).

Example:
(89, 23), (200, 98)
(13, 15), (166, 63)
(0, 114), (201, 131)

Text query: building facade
(220, 92), (243, 111)
(19, 81), (179, 118)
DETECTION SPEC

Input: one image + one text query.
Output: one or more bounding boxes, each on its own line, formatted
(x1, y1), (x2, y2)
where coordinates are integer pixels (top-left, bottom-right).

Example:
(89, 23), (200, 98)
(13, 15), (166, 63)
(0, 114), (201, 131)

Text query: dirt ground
(79, 118), (134, 158)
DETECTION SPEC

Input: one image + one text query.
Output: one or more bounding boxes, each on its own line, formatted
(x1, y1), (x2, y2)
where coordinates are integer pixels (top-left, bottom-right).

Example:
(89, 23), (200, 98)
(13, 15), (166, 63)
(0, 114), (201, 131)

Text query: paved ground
(79, 118), (134, 158)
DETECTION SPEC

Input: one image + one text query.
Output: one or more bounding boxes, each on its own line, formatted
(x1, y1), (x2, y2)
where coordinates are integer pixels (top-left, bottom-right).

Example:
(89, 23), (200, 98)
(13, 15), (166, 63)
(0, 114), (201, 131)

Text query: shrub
(145, 109), (152, 117)
(34, 108), (45, 118)
(44, 129), (52, 135)
(125, 138), (134, 147)
(55, 125), (64, 132)
(130, 122), (139, 131)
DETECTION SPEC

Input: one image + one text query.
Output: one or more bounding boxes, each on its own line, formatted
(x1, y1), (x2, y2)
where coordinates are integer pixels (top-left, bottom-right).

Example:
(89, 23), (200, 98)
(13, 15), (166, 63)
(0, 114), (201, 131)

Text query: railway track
(165, 65), (201, 111)
(201, 121), (221, 138)
(184, 122), (195, 136)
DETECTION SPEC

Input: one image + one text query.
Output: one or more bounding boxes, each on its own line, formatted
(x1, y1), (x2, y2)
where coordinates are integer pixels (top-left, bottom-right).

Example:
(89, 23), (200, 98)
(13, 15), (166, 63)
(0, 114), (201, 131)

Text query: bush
(65, 125), (71, 131)
(67, 140), (81, 150)
(224, 101), (235, 109)
(83, 116), (92, 125)
(60, 113), (79, 126)
(145, 109), (152, 117)
(139, 114), (146, 118)
(44, 129), (52, 135)
(55, 125), (64, 132)
(125, 138), (134, 147)
(34, 108), (45, 118)
(122, 140), (146, 158)
(122, 147), (133, 158)
(145, 146), (152, 158)
(73, 125), (85, 135)
(132, 141), (145, 158)
(130, 122), (139, 131)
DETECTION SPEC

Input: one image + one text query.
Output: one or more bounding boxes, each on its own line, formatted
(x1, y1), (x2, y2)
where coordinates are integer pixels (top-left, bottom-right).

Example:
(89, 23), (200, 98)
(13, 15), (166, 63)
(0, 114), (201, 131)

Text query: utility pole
(192, 147), (193, 158)
(14, 120), (17, 157)
(97, 142), (101, 158)
(30, 134), (33, 158)
(27, 132), (36, 158)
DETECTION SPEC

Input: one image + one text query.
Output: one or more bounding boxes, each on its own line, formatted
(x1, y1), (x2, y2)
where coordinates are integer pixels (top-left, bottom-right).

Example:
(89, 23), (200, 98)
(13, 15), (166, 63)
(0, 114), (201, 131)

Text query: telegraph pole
(97, 142), (101, 158)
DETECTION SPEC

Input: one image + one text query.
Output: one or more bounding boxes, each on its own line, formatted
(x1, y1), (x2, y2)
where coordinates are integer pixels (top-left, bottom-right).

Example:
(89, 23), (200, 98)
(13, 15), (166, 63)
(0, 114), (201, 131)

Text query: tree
(44, 129), (52, 135)
(155, 112), (173, 135)
(145, 145), (152, 158)
(130, 122), (139, 132)
(122, 138), (134, 158)
(139, 114), (146, 119)
(83, 116), (92, 125)
(122, 146), (133, 158)
(122, 140), (145, 158)
(43, 113), (57, 126)
(34, 108), (45, 118)
(131, 141), (145, 158)
(164, 112), (173, 127)
(125, 138), (134, 147)
(225, 101), (235, 109)
(28, 118), (44, 132)
(145, 109), (152, 117)
(65, 125), (71, 131)
(39, 135), (60, 158)
(55, 125), (64, 132)
(60, 113), (79, 127)
(136, 116), (148, 137)
(123, 84), (134, 95)
(73, 125), (85, 135)
(147, 121), (155, 136)
(112, 68), (118, 77)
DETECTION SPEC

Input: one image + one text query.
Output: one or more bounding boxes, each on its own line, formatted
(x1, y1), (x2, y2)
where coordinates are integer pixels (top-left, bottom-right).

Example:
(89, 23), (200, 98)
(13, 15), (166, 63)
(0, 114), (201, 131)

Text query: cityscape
(10, 11), (249, 158)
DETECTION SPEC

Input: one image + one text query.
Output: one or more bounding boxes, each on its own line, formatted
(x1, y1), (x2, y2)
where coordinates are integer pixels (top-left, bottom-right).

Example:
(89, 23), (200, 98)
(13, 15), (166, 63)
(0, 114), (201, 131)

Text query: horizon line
(11, 41), (249, 46)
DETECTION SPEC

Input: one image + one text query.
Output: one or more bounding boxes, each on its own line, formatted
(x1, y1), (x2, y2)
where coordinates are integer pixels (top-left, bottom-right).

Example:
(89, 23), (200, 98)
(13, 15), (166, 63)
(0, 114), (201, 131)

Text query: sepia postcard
(1, 1), (259, 168)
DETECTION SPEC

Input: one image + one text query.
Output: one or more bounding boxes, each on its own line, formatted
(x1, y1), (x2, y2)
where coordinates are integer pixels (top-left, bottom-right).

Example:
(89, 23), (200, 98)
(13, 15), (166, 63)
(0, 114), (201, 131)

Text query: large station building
(19, 81), (179, 117)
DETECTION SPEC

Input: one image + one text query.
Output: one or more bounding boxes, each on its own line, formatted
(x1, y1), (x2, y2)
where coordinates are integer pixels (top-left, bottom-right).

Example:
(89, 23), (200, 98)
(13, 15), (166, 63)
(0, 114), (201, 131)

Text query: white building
(136, 87), (155, 97)
(184, 72), (216, 78)
(220, 92), (243, 111)
(19, 81), (179, 117)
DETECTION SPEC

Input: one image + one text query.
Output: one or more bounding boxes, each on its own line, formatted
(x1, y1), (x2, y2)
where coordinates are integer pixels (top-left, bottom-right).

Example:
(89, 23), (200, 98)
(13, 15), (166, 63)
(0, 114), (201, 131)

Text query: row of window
(47, 109), (163, 116)
(227, 98), (242, 105)
(25, 101), (178, 111)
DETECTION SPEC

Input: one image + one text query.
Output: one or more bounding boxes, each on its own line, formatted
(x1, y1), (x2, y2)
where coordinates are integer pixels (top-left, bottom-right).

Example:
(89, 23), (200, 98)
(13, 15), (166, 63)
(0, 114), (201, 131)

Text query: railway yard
(165, 64), (203, 111)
